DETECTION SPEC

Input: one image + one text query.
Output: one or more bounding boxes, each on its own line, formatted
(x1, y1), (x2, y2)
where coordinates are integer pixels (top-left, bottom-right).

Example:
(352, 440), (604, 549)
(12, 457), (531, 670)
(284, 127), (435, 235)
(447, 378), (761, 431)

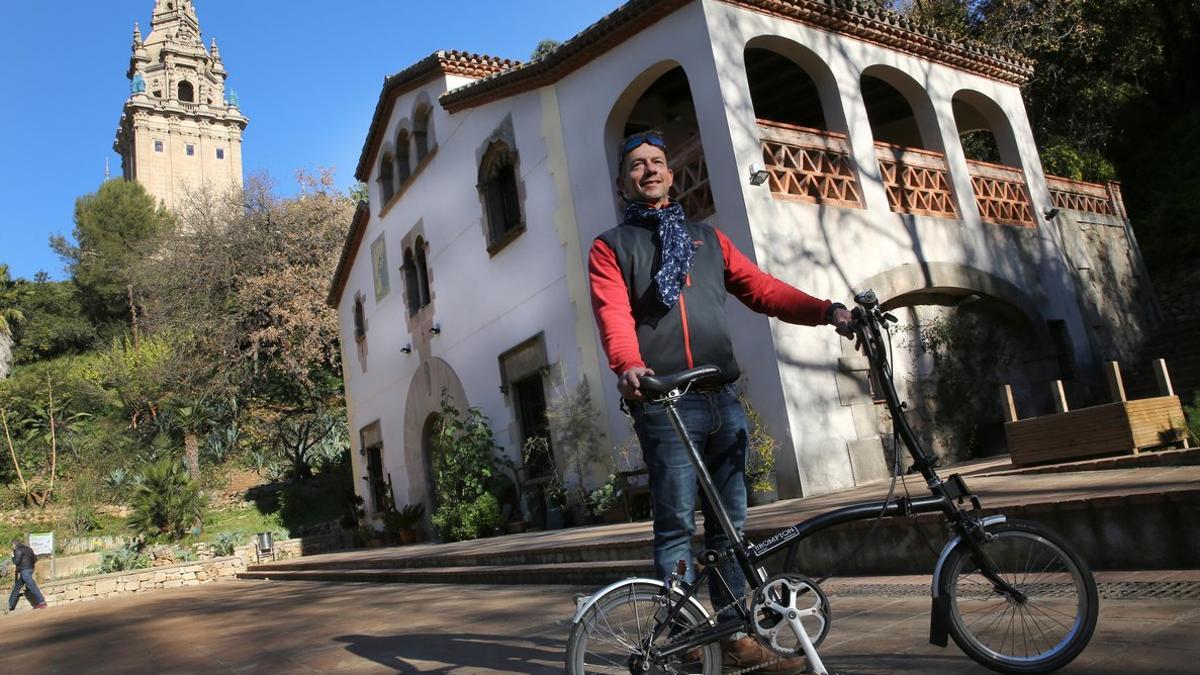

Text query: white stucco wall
(338, 0), (1118, 509)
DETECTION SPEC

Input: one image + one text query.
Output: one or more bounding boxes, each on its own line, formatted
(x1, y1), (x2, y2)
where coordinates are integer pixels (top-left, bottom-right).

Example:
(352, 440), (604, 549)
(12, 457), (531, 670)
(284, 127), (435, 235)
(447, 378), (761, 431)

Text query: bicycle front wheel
(939, 519), (1098, 674)
(566, 581), (721, 675)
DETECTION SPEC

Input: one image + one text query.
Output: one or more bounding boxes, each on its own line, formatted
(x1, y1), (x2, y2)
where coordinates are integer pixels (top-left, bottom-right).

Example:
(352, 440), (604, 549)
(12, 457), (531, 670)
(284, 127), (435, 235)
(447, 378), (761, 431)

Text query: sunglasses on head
(619, 130), (667, 159)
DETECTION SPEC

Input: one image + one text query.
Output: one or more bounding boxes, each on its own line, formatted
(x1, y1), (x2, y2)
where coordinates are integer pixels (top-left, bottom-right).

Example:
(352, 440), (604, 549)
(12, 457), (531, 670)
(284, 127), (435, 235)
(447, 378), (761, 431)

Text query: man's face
(619, 142), (674, 207)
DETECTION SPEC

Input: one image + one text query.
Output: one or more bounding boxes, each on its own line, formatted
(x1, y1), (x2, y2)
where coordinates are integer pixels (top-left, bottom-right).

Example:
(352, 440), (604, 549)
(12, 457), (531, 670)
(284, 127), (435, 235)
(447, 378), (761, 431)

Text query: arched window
(378, 152), (395, 204)
(396, 130), (412, 184)
(353, 297), (367, 340)
(403, 248), (420, 315)
(415, 237), (431, 307)
(413, 106), (432, 162)
(480, 142), (523, 249)
(178, 81), (194, 103)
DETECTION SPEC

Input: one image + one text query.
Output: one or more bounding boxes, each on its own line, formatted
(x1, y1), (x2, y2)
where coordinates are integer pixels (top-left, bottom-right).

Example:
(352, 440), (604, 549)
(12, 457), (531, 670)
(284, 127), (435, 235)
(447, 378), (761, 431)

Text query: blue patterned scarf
(623, 201), (695, 308)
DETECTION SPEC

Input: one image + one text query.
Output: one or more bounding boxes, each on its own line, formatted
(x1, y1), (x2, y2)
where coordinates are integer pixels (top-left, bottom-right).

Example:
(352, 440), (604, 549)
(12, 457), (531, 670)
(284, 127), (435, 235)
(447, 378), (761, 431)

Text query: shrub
(586, 474), (623, 516)
(429, 393), (500, 542)
(99, 541), (150, 574)
(740, 393), (778, 493)
(432, 492), (502, 542)
(213, 531), (244, 556)
(127, 459), (207, 541)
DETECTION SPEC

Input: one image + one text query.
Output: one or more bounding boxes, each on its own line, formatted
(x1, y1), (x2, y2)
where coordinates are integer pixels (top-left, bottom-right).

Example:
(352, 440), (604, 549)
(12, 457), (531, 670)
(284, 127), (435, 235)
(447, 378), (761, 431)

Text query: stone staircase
(240, 458), (1200, 586)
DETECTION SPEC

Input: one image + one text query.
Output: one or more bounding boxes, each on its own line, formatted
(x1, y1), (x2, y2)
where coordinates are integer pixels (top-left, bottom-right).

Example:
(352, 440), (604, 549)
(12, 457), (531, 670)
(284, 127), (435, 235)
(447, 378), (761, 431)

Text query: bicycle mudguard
(569, 577), (713, 625)
(928, 515), (1006, 647)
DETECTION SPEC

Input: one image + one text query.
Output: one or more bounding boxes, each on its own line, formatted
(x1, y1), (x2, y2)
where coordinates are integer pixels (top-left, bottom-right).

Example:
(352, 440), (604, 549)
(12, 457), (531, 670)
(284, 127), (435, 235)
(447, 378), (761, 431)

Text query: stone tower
(113, 0), (248, 210)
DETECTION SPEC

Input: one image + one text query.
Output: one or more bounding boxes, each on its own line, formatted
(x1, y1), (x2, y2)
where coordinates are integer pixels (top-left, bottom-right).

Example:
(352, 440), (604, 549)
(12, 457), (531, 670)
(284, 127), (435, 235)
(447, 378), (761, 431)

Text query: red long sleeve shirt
(589, 226), (830, 376)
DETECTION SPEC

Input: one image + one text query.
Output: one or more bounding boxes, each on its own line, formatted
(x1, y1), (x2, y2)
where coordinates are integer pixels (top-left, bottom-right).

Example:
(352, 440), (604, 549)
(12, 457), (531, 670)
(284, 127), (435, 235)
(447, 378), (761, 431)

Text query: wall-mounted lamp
(429, 324), (441, 335)
(400, 343), (412, 354)
(1043, 206), (1060, 221)
(748, 164), (770, 187)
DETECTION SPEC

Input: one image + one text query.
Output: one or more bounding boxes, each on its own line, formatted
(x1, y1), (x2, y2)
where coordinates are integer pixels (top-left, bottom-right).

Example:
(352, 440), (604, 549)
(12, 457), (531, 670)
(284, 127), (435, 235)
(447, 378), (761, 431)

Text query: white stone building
(329, 0), (1157, 525)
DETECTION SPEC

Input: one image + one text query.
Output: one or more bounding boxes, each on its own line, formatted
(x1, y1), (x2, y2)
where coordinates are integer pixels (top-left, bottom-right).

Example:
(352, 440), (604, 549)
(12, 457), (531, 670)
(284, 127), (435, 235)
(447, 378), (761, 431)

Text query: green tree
(9, 278), (94, 364)
(52, 179), (174, 335)
(429, 393), (503, 541)
(166, 398), (218, 480)
(530, 38), (561, 60)
(0, 264), (27, 379)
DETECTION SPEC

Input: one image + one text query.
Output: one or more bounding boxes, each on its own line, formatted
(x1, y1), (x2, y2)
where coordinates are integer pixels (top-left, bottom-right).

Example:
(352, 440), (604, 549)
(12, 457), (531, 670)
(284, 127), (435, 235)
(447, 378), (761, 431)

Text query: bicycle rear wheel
(939, 519), (1098, 674)
(566, 581), (721, 674)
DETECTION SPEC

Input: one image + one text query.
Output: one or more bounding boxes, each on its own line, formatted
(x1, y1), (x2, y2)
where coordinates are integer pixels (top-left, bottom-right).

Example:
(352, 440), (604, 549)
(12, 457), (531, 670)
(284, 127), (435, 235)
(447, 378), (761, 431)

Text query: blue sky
(0, 0), (620, 281)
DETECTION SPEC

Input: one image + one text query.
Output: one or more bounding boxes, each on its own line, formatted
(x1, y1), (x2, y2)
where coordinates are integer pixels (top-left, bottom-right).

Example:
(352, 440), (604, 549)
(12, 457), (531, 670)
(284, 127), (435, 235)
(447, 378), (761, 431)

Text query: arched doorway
(402, 357), (469, 532)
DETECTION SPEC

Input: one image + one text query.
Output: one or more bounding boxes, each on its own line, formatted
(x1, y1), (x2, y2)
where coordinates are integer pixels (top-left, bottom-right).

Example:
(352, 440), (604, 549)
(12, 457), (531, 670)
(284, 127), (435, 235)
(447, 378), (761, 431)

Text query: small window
(178, 81), (194, 103)
(396, 130), (412, 184)
(154, 140), (164, 152)
(480, 142), (523, 248)
(415, 237), (431, 308)
(186, 144), (195, 157)
(413, 106), (432, 162)
(216, 148), (225, 160)
(403, 248), (420, 315)
(378, 152), (396, 204)
(353, 297), (367, 340)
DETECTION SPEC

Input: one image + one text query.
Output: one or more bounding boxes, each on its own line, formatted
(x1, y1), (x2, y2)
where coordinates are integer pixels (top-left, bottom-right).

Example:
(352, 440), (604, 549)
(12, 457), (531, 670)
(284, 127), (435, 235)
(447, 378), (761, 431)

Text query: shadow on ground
(334, 633), (561, 673)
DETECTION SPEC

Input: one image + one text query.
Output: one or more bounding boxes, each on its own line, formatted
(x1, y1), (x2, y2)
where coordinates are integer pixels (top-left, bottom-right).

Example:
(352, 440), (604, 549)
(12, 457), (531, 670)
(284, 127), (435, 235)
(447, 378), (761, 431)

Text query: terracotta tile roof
(439, 0), (1035, 113)
(328, 200), (371, 307)
(354, 50), (520, 181)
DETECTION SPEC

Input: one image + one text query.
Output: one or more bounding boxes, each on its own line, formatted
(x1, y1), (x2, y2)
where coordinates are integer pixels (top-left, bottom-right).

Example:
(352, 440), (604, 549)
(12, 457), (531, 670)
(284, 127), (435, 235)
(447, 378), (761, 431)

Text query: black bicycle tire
(565, 581), (722, 675)
(939, 519), (1098, 674)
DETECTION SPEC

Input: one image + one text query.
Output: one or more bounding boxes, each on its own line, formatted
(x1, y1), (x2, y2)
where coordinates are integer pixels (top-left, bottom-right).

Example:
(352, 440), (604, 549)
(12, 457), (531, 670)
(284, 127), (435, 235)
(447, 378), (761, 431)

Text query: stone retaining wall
(29, 536), (319, 609)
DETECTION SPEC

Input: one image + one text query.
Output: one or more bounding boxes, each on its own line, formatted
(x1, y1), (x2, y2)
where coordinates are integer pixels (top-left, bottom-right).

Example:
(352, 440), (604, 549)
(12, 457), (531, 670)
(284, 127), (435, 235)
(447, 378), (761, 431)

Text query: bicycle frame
(627, 290), (1025, 671)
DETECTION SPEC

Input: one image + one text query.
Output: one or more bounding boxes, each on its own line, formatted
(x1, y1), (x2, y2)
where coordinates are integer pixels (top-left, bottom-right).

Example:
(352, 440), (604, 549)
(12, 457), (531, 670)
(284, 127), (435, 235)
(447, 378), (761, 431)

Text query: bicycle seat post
(660, 399), (746, 552)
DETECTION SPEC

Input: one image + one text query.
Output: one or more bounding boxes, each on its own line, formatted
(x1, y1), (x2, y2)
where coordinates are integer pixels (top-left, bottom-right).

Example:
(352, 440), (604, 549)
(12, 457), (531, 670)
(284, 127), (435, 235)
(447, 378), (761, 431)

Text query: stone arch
(855, 262), (1046, 339)
(951, 88), (1023, 168)
(859, 64), (943, 151)
(603, 59), (688, 181)
(402, 357), (468, 520)
(603, 60), (713, 219)
(743, 35), (847, 134)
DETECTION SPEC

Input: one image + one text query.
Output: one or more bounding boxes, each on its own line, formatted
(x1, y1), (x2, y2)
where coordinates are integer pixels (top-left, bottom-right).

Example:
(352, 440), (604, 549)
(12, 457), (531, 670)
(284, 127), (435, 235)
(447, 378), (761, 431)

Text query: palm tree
(169, 398), (216, 480)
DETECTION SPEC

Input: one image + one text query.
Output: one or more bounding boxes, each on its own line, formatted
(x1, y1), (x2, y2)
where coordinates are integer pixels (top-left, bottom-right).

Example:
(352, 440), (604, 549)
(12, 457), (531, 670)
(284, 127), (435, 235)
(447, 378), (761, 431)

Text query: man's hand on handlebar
(829, 305), (854, 339)
(618, 366), (655, 399)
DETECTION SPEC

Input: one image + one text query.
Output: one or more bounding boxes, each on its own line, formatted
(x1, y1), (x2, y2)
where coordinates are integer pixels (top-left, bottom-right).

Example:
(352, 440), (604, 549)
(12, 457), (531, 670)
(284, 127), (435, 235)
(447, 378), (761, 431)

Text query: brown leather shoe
(721, 636), (806, 673)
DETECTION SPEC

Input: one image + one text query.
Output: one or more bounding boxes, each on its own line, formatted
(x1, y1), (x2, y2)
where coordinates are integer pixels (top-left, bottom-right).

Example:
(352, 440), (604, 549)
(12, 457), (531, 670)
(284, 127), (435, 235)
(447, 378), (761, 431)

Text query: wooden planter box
(1005, 395), (1189, 467)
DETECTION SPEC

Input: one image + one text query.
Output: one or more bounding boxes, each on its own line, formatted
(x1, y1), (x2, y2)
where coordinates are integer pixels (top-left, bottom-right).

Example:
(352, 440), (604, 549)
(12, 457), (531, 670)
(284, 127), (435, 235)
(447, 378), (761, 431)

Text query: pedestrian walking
(8, 538), (47, 612)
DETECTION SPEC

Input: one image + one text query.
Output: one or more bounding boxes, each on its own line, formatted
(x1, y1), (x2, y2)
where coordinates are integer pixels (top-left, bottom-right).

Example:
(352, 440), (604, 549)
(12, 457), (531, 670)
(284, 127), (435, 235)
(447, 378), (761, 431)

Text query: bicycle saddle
(638, 365), (722, 396)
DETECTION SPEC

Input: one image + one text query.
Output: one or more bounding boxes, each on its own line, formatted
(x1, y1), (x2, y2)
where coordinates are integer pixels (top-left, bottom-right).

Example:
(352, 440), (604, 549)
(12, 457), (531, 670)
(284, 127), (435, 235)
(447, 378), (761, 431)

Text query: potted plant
(587, 473), (625, 523)
(741, 393), (779, 506)
(383, 503), (426, 544)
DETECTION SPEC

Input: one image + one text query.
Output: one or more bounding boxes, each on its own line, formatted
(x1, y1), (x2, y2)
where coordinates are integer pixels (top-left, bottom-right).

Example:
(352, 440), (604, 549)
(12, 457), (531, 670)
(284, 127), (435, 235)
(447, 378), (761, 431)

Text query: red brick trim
(439, 0), (1033, 114)
(355, 51), (520, 181)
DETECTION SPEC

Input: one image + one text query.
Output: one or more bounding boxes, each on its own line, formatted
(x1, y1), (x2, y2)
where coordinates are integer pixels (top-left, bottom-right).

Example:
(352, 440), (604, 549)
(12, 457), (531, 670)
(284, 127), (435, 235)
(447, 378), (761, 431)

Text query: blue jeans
(9, 568), (45, 609)
(630, 386), (748, 620)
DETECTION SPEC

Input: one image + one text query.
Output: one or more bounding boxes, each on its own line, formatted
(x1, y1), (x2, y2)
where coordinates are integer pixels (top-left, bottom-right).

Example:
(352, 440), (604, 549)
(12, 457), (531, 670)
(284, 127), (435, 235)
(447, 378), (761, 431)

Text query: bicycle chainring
(749, 573), (831, 656)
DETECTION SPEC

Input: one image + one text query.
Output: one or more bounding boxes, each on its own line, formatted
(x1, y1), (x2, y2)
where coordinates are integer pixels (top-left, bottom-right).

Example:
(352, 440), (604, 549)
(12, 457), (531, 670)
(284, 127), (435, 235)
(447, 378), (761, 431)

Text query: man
(588, 130), (851, 671)
(8, 538), (47, 612)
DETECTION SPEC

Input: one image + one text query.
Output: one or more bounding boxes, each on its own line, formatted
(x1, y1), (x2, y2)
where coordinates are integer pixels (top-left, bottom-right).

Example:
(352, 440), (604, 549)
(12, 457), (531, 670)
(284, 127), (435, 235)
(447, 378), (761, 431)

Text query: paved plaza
(1, 572), (1197, 674)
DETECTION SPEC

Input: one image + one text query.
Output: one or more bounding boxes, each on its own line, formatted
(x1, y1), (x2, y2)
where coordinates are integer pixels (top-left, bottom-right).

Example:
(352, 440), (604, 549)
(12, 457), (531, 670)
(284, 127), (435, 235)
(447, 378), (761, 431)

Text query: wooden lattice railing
(758, 120), (862, 208)
(1045, 175), (1117, 216)
(669, 135), (715, 220)
(874, 142), (957, 218)
(967, 159), (1034, 226)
